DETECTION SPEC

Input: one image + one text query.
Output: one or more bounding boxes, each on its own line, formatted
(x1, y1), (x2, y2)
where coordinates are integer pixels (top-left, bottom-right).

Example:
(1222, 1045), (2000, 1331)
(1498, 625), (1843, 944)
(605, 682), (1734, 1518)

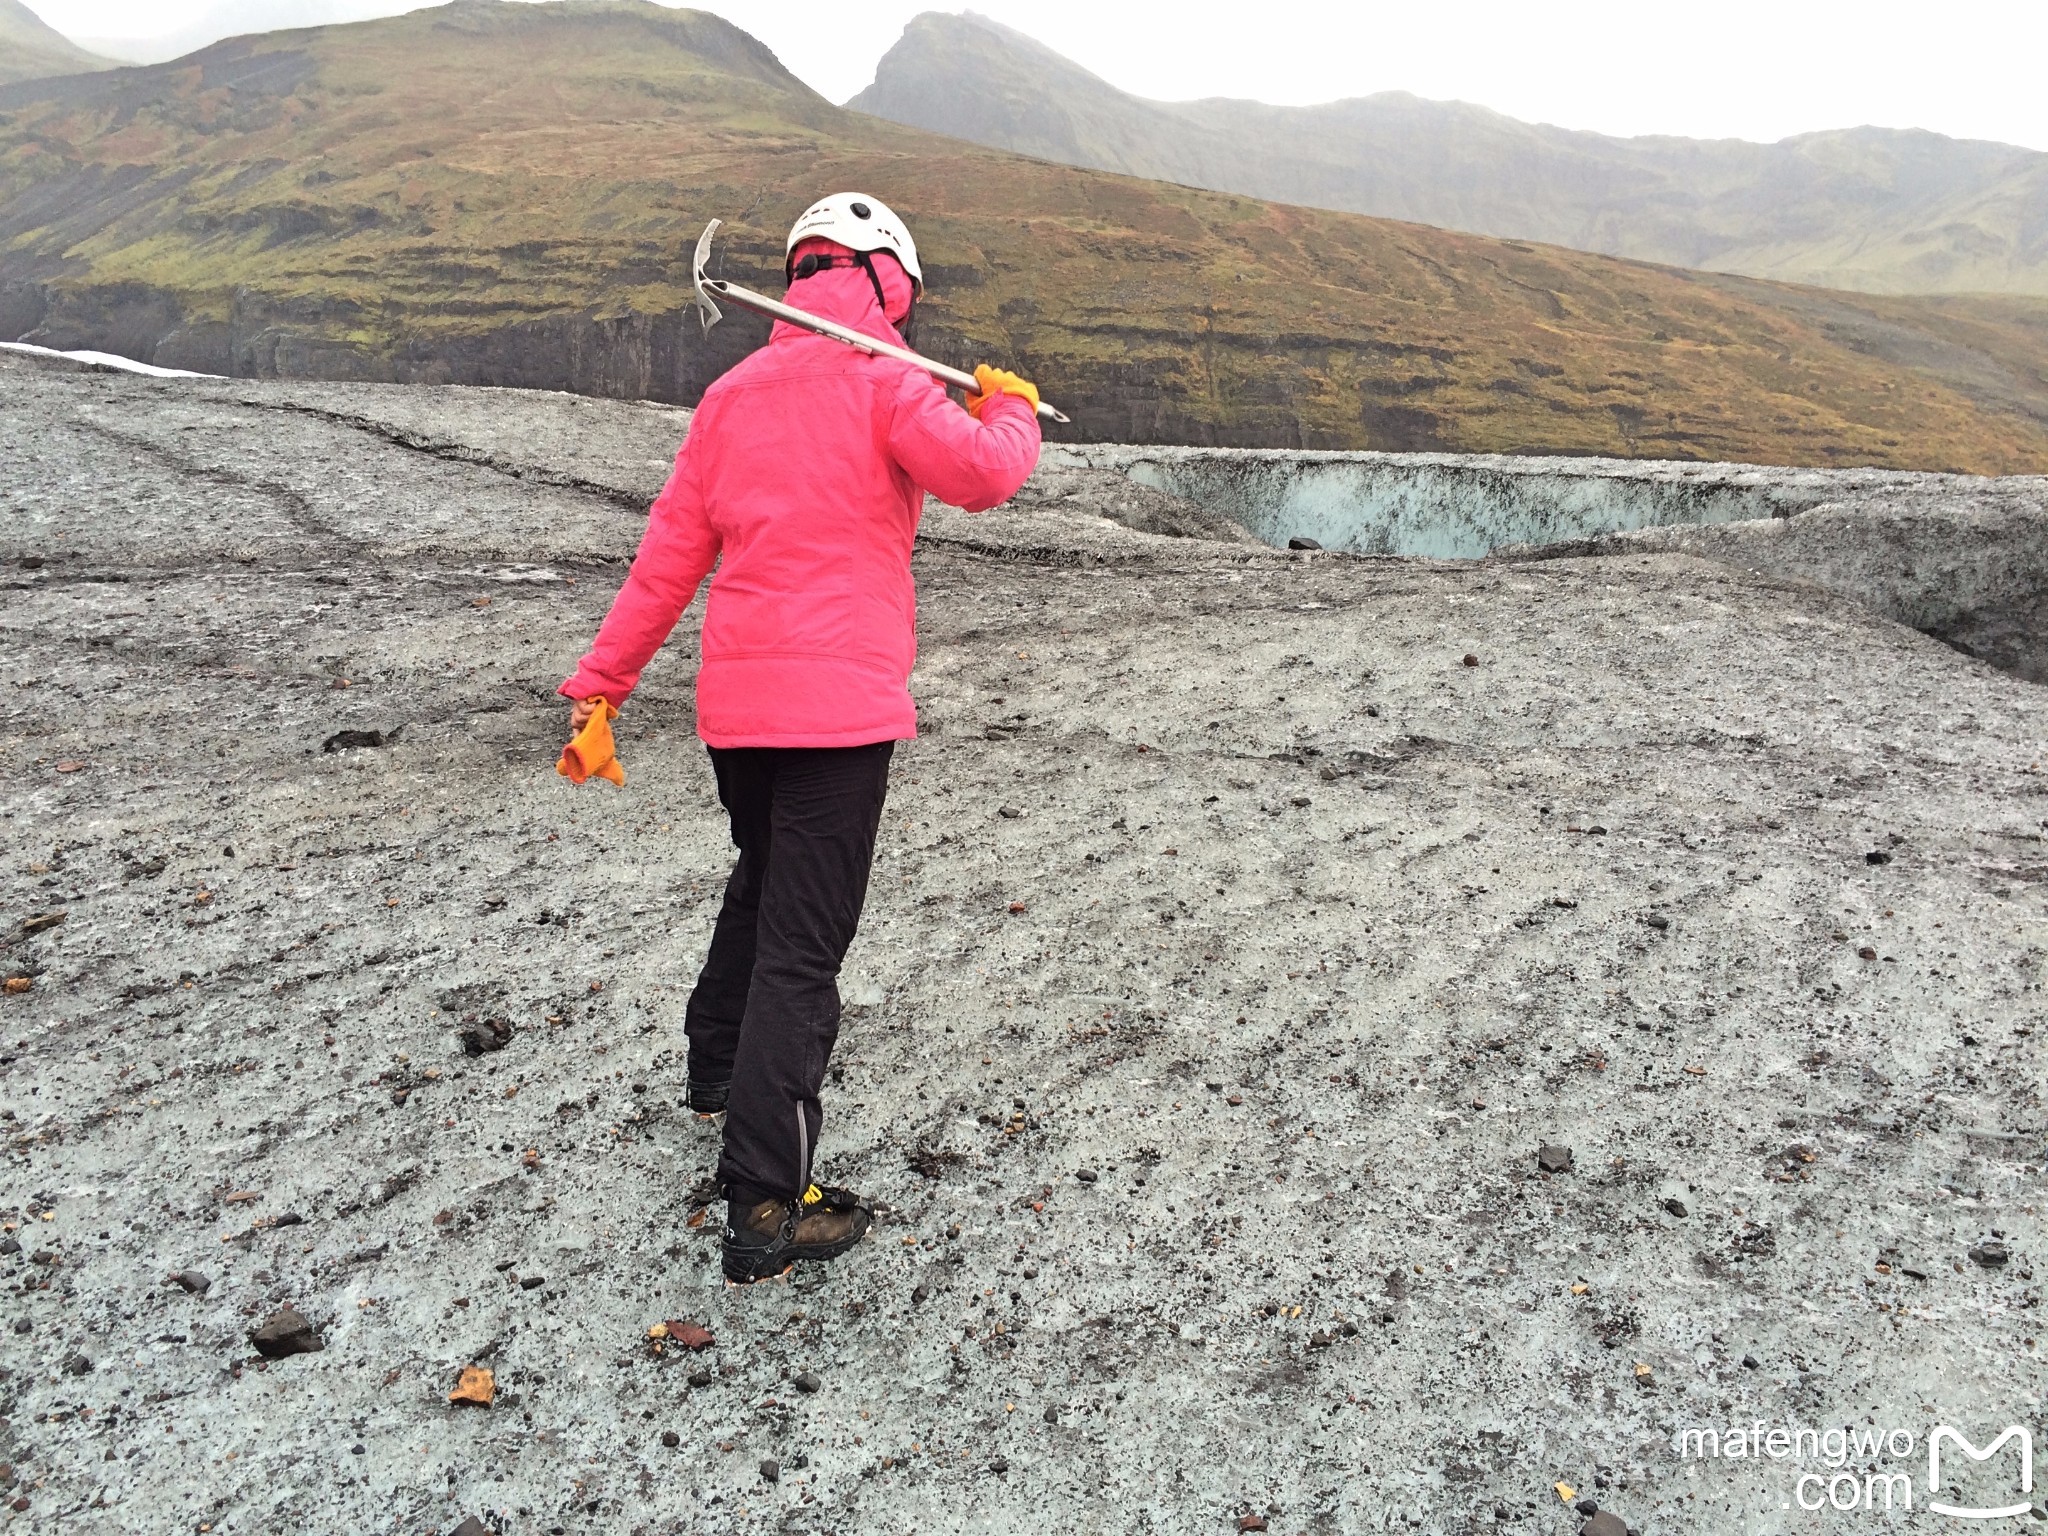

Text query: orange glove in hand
(557, 699), (625, 787)
(966, 363), (1040, 420)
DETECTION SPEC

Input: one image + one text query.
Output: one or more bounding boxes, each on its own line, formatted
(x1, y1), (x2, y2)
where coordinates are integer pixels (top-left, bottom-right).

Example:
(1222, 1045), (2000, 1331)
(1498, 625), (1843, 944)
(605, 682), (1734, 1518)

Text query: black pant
(684, 741), (894, 1202)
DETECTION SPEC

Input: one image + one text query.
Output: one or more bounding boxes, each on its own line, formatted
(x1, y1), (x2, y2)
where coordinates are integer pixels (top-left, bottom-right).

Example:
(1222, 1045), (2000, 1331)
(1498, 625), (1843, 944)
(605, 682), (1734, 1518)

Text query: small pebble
(661, 1431), (679, 1449)
(794, 1370), (821, 1394)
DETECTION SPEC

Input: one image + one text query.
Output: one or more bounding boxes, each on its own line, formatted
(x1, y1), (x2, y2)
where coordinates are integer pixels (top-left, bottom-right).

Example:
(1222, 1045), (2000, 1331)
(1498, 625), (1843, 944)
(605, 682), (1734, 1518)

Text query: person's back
(559, 193), (1043, 1284)
(675, 257), (1038, 744)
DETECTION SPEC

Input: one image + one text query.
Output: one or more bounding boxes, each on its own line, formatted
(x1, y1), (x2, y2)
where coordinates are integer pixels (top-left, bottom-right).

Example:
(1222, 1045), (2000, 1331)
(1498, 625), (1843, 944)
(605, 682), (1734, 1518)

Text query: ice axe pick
(690, 220), (1070, 425)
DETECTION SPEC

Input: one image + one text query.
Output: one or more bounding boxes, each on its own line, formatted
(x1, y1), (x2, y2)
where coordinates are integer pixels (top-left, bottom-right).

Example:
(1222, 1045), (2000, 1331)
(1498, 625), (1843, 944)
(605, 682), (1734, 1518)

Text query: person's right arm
(883, 367), (1042, 511)
(559, 436), (717, 715)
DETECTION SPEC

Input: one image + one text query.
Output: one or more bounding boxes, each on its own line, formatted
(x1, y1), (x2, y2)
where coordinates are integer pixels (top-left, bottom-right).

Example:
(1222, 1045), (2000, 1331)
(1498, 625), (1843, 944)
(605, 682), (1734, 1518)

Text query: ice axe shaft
(691, 220), (1070, 425)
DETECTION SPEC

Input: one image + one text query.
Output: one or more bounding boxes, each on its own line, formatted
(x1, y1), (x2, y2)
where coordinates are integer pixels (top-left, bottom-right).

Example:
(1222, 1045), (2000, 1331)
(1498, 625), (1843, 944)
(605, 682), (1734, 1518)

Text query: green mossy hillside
(5, 1), (2047, 469)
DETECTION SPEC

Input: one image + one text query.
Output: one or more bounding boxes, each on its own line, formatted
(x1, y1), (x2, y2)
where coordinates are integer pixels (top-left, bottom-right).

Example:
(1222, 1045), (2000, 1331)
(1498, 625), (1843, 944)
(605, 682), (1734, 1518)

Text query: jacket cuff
(984, 389), (1039, 427)
(558, 675), (627, 709)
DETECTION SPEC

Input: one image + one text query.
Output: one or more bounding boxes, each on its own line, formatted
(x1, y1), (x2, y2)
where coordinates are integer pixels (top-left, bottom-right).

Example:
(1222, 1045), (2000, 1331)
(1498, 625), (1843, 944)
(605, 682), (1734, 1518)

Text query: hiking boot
(687, 1076), (730, 1115)
(722, 1182), (872, 1285)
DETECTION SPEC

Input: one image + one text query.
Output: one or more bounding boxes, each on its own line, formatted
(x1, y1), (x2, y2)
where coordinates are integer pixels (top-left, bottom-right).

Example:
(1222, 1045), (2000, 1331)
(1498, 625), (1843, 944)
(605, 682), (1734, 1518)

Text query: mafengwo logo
(1674, 1420), (2037, 1518)
(1927, 1426), (2033, 1520)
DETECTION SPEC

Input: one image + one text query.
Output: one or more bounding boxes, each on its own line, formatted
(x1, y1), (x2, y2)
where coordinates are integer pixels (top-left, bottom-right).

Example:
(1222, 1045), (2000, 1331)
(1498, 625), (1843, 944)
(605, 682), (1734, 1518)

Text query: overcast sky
(31, 0), (2048, 152)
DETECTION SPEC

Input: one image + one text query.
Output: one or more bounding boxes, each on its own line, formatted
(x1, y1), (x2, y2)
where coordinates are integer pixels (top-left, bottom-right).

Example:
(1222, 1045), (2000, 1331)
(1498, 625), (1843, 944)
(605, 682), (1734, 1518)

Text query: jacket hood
(773, 237), (913, 347)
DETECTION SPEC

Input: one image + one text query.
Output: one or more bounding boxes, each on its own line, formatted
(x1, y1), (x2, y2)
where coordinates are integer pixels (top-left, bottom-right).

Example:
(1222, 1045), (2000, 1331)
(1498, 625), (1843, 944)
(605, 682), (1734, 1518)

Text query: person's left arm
(559, 436), (718, 715)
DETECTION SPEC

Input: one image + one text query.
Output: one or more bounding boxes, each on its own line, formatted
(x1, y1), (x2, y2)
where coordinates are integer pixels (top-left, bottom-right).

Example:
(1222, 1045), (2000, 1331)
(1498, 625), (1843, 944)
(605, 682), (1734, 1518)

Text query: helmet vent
(784, 193), (921, 291)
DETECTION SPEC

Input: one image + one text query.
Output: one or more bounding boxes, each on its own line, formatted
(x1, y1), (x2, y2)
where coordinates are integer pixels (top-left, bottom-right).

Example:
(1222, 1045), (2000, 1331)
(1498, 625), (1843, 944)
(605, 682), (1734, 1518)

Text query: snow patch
(0, 341), (217, 379)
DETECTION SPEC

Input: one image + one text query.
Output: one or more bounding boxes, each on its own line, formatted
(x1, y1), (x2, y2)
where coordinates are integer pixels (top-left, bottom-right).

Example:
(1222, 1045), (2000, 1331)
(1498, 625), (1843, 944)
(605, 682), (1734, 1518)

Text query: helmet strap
(787, 249), (915, 331)
(853, 251), (903, 325)
(789, 251), (853, 282)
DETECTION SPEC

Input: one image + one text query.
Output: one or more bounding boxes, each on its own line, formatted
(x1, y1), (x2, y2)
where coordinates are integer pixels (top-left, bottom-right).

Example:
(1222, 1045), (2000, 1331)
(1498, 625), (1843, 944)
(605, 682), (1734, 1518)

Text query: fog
(34, 0), (2048, 153)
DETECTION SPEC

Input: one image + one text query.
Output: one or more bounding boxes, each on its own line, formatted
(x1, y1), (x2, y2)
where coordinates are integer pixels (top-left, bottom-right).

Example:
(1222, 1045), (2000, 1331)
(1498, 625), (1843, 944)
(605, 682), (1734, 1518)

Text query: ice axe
(690, 220), (1070, 425)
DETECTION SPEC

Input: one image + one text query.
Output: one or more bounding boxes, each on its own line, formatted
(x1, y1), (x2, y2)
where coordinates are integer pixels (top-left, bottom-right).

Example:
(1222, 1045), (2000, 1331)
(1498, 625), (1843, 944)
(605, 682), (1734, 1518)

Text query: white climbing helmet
(785, 192), (922, 290)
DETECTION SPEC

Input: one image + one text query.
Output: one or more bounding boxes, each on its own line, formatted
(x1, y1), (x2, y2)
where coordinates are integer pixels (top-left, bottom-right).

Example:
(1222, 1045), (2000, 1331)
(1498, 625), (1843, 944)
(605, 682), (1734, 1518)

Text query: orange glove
(557, 699), (625, 787)
(966, 363), (1040, 420)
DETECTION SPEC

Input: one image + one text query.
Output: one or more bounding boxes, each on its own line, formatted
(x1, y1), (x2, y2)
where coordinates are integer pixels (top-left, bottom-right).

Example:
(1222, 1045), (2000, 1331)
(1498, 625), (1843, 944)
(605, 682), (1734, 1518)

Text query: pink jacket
(560, 252), (1042, 747)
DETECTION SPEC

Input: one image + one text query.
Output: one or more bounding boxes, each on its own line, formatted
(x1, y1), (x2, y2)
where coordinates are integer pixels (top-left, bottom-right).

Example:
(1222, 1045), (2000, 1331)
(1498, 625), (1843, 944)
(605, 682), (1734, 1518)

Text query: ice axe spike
(690, 219), (1070, 425)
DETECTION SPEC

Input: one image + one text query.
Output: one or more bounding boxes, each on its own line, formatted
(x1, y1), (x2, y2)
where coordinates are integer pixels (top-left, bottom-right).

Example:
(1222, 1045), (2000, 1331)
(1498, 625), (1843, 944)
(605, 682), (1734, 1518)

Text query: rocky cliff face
(6, 275), (1345, 447)
(7, 277), (774, 404)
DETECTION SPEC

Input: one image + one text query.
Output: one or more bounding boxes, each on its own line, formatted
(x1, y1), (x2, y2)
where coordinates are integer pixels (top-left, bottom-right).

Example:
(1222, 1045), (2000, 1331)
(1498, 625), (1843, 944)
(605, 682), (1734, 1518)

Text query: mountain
(77, 0), (416, 67)
(4, 0), (2048, 470)
(848, 11), (2048, 299)
(0, 0), (115, 83)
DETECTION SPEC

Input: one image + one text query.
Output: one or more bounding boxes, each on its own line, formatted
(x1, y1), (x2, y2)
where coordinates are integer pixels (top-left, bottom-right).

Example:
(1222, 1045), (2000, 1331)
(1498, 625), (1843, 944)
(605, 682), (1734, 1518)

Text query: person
(558, 193), (1043, 1284)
